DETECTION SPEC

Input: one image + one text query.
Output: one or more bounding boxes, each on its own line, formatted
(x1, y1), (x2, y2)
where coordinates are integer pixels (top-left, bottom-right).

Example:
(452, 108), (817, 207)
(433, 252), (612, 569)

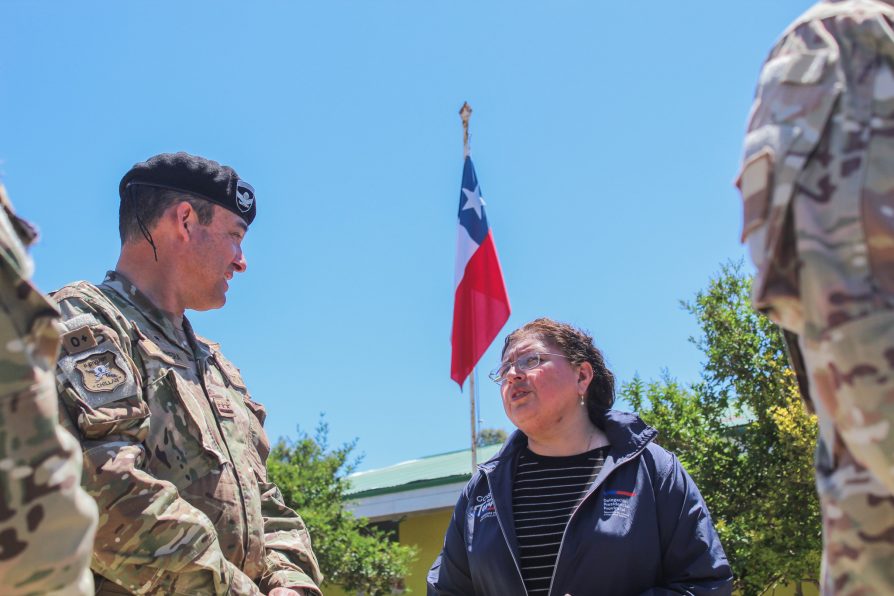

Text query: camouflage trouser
(798, 298), (894, 593)
(739, 1), (894, 593)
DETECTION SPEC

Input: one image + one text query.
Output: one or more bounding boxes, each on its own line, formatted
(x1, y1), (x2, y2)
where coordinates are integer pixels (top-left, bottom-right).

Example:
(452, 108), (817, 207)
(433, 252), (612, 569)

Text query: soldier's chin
(193, 293), (227, 312)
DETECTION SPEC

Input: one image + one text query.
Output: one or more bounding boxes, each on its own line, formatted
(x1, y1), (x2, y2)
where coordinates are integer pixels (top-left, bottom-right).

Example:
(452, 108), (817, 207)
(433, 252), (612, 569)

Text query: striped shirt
(512, 446), (607, 595)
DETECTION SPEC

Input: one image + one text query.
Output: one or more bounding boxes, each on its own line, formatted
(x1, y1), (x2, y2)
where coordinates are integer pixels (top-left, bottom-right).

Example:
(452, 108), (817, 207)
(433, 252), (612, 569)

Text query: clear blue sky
(1, 1), (811, 470)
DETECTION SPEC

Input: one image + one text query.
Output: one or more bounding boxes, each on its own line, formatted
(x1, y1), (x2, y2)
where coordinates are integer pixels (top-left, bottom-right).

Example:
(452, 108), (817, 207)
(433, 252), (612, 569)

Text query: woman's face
(499, 335), (588, 439)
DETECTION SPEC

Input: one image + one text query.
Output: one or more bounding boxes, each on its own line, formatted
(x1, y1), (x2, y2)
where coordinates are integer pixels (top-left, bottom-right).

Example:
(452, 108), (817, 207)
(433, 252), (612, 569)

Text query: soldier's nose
(234, 251), (247, 273)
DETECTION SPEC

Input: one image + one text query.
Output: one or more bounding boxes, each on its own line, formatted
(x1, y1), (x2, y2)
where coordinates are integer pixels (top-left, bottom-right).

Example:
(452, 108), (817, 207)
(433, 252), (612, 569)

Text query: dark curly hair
(501, 318), (615, 418)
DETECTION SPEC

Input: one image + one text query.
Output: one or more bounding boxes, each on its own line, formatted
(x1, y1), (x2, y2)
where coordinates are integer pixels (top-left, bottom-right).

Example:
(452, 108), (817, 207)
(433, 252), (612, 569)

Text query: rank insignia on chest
(212, 394), (235, 418)
(74, 351), (127, 392)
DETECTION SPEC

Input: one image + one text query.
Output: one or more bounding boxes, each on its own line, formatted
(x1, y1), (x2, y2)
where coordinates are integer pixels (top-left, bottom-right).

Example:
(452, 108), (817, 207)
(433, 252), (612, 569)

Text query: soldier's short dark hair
(119, 185), (215, 244)
(501, 318), (616, 413)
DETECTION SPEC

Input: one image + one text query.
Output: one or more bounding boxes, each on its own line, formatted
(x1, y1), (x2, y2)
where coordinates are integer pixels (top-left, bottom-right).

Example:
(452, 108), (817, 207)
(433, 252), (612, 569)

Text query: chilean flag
(451, 156), (511, 387)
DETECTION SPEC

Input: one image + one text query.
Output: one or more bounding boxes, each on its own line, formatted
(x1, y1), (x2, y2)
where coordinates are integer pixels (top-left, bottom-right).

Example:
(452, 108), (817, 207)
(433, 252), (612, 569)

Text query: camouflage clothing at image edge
(738, 0), (894, 592)
(53, 271), (323, 595)
(0, 185), (98, 595)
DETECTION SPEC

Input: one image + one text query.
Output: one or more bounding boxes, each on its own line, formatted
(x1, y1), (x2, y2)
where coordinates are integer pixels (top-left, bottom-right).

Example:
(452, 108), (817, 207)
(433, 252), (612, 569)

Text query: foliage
(476, 427), (508, 447)
(267, 418), (418, 595)
(621, 261), (821, 595)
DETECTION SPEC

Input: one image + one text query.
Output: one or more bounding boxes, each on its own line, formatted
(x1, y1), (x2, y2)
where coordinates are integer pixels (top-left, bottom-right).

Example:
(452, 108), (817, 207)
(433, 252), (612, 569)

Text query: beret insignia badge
(75, 351), (127, 393)
(236, 180), (255, 213)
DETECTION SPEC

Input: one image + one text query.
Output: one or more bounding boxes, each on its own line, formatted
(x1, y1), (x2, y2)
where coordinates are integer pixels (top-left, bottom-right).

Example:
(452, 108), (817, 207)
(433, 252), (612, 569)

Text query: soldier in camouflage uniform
(53, 153), (323, 595)
(737, 1), (894, 592)
(0, 183), (97, 595)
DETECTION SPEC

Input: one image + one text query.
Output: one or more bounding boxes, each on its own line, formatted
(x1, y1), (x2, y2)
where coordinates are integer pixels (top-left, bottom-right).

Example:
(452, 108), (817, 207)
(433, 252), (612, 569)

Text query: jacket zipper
(196, 355), (252, 570)
(544, 445), (649, 596)
(485, 469), (529, 596)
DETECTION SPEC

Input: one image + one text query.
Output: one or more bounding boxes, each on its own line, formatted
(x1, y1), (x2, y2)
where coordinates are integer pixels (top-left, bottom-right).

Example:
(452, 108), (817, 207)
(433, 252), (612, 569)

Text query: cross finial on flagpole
(459, 102), (472, 158)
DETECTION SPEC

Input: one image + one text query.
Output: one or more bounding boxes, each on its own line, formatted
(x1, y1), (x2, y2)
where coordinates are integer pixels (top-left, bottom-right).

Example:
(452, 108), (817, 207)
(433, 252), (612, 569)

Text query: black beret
(119, 152), (256, 225)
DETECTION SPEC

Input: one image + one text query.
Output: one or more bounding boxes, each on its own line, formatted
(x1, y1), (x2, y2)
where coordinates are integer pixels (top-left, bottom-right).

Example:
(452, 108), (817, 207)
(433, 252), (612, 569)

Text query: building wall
(399, 509), (452, 593)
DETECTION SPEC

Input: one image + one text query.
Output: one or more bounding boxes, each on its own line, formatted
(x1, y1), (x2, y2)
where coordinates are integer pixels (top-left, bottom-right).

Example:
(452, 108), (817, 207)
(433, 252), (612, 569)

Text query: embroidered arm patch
(58, 346), (138, 409)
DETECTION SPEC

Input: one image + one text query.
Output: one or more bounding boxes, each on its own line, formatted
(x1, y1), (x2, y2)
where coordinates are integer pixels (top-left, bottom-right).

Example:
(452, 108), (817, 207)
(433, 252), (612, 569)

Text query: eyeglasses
(488, 352), (568, 384)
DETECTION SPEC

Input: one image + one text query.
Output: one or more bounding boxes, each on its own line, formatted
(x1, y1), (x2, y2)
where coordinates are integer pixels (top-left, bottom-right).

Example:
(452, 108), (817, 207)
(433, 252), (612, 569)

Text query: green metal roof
(346, 443), (504, 499)
(345, 410), (753, 500)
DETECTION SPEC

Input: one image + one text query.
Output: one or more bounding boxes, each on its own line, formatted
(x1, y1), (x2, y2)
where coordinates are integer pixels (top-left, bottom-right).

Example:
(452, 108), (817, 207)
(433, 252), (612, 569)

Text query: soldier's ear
(173, 202), (196, 240)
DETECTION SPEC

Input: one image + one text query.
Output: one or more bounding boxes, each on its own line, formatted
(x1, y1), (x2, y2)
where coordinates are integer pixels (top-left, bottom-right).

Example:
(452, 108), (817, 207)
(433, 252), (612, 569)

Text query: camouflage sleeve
(237, 395), (323, 594)
(52, 293), (261, 595)
(258, 481), (324, 594)
(0, 188), (97, 596)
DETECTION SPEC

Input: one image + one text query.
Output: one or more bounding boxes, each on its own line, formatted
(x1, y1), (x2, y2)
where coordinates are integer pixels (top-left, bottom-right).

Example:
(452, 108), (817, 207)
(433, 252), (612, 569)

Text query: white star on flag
(461, 185), (486, 219)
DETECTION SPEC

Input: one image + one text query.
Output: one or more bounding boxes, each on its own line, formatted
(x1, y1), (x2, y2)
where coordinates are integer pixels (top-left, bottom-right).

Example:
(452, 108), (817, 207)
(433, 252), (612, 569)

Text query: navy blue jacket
(428, 410), (733, 595)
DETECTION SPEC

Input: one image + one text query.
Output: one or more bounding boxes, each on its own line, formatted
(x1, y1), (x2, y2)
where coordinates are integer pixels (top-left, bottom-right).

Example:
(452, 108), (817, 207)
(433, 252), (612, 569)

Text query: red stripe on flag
(451, 231), (511, 386)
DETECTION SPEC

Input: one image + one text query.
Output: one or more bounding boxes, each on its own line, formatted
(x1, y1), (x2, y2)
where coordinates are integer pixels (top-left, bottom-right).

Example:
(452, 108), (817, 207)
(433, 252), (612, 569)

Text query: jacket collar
(482, 408), (658, 471)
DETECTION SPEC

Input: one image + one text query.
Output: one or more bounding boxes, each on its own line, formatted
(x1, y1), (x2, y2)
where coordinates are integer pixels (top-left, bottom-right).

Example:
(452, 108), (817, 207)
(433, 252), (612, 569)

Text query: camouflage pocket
(144, 365), (228, 471)
(862, 182), (894, 297)
(738, 47), (841, 323)
(142, 367), (251, 540)
(862, 59), (894, 297)
(136, 334), (188, 381)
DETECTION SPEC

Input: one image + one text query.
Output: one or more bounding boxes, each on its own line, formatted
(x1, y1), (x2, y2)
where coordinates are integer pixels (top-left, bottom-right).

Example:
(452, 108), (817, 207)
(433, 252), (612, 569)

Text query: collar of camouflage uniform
(103, 270), (205, 355)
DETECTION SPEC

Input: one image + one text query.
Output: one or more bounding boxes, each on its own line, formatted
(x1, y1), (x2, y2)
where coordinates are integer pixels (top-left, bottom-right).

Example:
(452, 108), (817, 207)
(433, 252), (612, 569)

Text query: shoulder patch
(74, 351), (126, 393)
(59, 346), (138, 409)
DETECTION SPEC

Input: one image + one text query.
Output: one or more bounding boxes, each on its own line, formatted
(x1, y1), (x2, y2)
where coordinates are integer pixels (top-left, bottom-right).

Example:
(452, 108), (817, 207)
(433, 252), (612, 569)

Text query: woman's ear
(577, 361), (594, 394)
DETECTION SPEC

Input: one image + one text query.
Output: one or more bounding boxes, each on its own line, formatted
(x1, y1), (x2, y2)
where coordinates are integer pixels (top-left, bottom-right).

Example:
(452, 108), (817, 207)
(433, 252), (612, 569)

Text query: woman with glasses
(427, 318), (732, 596)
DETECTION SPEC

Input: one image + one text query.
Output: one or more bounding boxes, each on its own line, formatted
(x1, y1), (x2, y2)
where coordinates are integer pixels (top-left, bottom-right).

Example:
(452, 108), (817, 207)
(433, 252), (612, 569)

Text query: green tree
(267, 418), (418, 595)
(622, 261), (820, 595)
(476, 427), (508, 447)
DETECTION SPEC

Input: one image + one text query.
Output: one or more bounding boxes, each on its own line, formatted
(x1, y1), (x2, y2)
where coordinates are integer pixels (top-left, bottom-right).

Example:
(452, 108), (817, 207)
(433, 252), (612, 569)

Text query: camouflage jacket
(53, 271), (322, 595)
(0, 185), (97, 595)
(737, 0), (894, 330)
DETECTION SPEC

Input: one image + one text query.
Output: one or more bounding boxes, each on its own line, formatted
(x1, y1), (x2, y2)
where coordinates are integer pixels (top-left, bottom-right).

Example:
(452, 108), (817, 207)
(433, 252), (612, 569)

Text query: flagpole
(470, 369), (478, 472)
(460, 101), (478, 473)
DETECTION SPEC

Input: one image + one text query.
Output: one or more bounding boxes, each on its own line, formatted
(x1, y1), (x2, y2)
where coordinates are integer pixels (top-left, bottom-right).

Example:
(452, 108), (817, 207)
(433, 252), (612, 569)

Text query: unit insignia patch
(74, 351), (127, 392)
